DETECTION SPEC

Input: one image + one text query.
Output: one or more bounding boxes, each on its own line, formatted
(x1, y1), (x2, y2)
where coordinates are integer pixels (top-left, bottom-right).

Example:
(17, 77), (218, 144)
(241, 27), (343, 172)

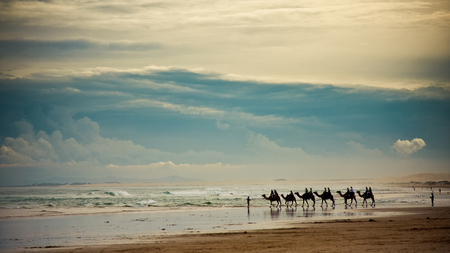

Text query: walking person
(430, 192), (434, 206)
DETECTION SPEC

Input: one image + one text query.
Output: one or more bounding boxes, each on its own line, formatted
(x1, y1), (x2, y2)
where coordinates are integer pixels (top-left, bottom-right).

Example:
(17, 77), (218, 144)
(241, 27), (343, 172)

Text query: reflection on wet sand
(261, 204), (386, 222)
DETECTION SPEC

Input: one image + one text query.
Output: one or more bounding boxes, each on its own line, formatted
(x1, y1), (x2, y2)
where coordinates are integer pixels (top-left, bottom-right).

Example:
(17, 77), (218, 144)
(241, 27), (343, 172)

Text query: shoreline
(0, 201), (442, 220)
(18, 206), (450, 253)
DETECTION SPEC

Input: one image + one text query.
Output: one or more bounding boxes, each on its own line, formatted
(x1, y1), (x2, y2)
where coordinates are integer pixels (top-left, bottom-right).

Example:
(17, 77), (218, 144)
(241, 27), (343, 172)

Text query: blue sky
(0, 0), (449, 184)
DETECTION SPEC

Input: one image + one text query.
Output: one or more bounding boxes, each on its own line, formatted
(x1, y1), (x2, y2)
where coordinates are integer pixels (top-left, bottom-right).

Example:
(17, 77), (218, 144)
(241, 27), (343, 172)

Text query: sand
(20, 206), (449, 253)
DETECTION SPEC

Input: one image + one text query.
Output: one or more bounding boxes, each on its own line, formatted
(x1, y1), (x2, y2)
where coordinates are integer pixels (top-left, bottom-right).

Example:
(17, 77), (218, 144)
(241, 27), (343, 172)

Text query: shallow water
(0, 206), (403, 251)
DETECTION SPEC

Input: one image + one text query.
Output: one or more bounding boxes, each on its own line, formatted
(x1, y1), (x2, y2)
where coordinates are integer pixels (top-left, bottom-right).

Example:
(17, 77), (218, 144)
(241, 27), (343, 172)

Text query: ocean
(0, 182), (447, 211)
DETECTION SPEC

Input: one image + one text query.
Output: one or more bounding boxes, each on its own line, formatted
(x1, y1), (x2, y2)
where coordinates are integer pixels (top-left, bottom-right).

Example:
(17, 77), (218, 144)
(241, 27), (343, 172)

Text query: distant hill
(376, 173), (450, 183)
(8, 175), (204, 186)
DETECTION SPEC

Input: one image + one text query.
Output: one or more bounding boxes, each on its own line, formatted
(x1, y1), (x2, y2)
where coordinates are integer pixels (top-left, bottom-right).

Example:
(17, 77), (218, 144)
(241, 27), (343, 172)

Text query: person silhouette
(430, 192), (434, 206)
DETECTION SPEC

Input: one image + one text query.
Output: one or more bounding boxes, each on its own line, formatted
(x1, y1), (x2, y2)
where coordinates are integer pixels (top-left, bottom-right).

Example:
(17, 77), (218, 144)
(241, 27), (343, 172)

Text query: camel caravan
(262, 187), (375, 208)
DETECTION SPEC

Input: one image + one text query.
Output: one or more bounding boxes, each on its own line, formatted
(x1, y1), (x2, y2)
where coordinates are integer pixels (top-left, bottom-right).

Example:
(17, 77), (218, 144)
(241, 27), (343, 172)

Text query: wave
(135, 199), (157, 206)
(167, 190), (207, 196)
(104, 191), (132, 196)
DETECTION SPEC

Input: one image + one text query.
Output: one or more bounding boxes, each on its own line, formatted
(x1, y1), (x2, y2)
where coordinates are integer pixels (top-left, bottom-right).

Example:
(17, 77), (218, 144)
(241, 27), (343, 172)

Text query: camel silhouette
(280, 193), (297, 207)
(294, 192), (315, 207)
(356, 190), (375, 207)
(262, 194), (281, 207)
(313, 191), (335, 207)
(336, 191), (357, 206)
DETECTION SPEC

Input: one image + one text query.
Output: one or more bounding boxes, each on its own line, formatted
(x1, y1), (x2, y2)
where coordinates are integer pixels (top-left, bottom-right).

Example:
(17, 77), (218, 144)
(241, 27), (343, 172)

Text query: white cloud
(123, 98), (301, 129)
(392, 138), (426, 157)
(0, 146), (34, 165)
(2, 0), (442, 31)
(215, 120), (230, 130)
(105, 161), (242, 171)
(346, 141), (384, 157)
(0, 118), (229, 169)
(3, 0), (448, 87)
(245, 131), (308, 160)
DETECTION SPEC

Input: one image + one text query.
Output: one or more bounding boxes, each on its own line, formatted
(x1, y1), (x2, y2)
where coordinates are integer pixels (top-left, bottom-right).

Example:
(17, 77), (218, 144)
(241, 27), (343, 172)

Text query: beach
(1, 178), (449, 252)
(15, 206), (450, 253)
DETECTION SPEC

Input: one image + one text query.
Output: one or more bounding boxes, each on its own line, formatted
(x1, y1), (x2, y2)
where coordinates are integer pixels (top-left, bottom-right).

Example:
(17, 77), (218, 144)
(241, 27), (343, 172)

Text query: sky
(0, 0), (449, 185)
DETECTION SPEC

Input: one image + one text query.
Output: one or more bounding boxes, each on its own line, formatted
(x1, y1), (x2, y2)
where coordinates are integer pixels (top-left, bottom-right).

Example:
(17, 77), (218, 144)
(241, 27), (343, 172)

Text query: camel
(336, 191), (357, 206)
(313, 191), (335, 207)
(280, 193), (297, 207)
(294, 192), (315, 207)
(356, 191), (375, 207)
(262, 194), (281, 207)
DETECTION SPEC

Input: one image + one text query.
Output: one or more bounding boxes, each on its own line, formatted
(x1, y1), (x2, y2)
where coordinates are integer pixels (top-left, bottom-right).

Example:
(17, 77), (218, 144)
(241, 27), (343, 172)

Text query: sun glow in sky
(0, 0), (449, 185)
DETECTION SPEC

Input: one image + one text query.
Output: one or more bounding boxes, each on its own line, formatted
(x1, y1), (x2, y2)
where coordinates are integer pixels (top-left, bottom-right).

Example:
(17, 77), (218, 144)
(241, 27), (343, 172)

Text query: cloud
(105, 161), (243, 172)
(0, 66), (449, 183)
(245, 131), (308, 161)
(1, 0), (449, 88)
(346, 141), (383, 157)
(0, 116), (231, 169)
(0, 146), (34, 165)
(0, 38), (162, 58)
(392, 138), (426, 157)
(1, 66), (449, 159)
(122, 98), (302, 129)
(215, 120), (230, 130)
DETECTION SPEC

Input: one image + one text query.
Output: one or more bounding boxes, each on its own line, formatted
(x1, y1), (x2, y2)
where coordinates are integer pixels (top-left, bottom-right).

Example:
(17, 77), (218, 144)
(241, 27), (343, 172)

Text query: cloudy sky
(0, 0), (449, 185)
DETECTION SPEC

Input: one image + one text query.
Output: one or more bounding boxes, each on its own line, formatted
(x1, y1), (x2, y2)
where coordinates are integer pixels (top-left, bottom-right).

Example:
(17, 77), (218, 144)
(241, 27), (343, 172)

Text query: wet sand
(17, 206), (450, 253)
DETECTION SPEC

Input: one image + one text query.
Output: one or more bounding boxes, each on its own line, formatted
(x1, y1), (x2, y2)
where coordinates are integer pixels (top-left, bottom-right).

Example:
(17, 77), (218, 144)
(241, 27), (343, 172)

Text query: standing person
(247, 196), (251, 209)
(430, 192), (434, 206)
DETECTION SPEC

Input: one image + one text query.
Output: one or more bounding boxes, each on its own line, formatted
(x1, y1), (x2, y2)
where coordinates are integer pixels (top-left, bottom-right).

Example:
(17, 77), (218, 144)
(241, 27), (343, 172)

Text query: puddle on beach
(1, 206), (400, 251)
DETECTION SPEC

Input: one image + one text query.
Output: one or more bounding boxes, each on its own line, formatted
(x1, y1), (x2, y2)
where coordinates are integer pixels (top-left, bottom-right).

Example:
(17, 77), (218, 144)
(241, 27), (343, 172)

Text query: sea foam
(135, 200), (157, 206)
(105, 191), (132, 196)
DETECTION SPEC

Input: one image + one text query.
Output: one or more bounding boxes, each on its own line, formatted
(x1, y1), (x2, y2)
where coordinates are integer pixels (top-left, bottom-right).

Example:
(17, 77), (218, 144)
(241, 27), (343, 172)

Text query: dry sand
(23, 206), (450, 253)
